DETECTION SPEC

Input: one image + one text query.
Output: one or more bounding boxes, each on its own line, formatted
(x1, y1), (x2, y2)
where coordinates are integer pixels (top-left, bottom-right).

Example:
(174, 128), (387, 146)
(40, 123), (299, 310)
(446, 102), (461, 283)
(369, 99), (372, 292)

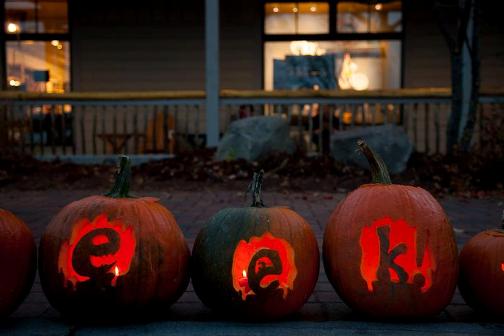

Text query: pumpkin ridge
(278, 208), (296, 248)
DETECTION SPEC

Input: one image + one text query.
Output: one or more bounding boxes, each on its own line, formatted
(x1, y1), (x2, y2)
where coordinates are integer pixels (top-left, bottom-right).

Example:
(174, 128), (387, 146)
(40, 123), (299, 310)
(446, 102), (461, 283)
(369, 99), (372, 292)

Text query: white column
(205, 0), (220, 147)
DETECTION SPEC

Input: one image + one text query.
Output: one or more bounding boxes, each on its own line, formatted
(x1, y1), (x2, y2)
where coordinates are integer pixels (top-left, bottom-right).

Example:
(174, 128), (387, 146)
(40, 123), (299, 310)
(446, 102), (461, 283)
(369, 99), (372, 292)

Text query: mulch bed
(0, 148), (502, 199)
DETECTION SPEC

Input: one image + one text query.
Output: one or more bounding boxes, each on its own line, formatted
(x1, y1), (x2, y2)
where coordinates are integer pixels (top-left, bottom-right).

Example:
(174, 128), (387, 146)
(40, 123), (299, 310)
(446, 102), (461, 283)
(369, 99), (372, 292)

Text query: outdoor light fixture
(310, 6), (317, 12)
(8, 79), (21, 87)
(273, 6), (279, 13)
(293, 7), (298, 13)
(375, 3), (383, 10)
(6, 22), (19, 33)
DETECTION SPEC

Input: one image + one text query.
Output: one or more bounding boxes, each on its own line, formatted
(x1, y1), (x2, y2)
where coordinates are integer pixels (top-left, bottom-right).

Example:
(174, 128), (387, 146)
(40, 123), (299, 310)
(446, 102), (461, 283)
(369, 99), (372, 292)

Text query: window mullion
(329, 0), (336, 37)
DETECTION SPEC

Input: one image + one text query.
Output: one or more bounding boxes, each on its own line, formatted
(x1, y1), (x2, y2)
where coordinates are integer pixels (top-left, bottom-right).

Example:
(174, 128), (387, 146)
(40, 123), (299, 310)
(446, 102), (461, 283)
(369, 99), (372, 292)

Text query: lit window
(5, 0), (70, 92)
(264, 40), (401, 91)
(337, 1), (402, 33)
(7, 41), (70, 93)
(5, 0), (68, 34)
(265, 2), (330, 34)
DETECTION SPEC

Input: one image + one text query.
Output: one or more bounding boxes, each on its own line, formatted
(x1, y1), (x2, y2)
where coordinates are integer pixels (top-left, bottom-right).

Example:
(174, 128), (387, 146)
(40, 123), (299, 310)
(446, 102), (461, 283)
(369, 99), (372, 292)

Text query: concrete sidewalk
(1, 190), (503, 335)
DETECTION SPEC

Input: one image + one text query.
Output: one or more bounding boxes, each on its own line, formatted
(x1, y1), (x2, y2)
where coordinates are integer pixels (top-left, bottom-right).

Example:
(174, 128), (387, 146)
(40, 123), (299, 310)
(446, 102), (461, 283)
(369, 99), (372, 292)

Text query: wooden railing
(0, 88), (502, 161)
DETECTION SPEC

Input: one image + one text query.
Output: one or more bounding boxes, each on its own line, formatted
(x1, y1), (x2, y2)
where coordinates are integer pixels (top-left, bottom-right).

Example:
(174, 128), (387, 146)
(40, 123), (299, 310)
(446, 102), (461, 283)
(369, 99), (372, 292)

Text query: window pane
(264, 40), (401, 90)
(337, 1), (402, 33)
(5, 0), (68, 34)
(265, 2), (329, 34)
(38, 0), (68, 33)
(7, 41), (70, 93)
(5, 0), (36, 33)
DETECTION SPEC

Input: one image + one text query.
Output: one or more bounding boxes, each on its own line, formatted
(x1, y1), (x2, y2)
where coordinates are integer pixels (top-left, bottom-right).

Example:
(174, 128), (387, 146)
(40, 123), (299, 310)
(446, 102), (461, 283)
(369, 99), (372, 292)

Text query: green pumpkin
(191, 171), (320, 320)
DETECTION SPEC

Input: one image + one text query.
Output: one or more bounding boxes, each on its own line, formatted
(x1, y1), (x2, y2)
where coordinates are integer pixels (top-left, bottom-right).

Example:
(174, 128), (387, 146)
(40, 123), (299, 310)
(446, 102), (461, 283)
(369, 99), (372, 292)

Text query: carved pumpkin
(0, 209), (36, 317)
(323, 140), (458, 318)
(39, 156), (190, 318)
(191, 171), (319, 320)
(458, 214), (504, 316)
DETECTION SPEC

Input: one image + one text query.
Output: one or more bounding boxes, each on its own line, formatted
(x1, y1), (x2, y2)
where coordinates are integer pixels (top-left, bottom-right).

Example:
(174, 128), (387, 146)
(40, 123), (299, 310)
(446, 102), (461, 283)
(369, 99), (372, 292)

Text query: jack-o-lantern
(458, 212), (504, 316)
(323, 140), (458, 318)
(39, 156), (190, 318)
(191, 171), (319, 320)
(0, 209), (36, 317)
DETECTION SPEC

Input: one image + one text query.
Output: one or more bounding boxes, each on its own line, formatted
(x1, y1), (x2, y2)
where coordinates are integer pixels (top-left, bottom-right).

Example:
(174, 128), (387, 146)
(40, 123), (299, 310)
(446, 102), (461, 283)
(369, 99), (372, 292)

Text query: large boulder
(216, 116), (295, 161)
(330, 124), (413, 174)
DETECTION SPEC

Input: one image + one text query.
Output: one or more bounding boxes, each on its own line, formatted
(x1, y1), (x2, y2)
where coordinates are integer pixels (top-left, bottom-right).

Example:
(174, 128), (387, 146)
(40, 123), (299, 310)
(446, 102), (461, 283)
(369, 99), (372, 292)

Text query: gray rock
(330, 125), (413, 174)
(216, 116), (295, 161)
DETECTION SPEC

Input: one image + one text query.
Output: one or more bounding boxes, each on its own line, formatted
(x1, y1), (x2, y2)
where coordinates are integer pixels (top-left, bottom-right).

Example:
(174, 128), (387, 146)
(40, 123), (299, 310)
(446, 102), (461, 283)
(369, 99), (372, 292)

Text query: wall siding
(403, 1), (504, 89)
(403, 1), (451, 88)
(71, 0), (262, 91)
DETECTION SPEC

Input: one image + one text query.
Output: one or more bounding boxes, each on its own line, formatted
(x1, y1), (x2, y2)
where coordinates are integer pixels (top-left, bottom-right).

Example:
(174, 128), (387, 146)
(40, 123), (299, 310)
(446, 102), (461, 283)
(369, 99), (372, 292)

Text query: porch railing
(0, 89), (503, 160)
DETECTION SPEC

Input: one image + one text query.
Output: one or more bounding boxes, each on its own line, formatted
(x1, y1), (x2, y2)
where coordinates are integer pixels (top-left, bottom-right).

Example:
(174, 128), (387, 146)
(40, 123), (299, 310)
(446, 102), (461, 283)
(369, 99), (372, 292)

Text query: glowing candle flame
(110, 265), (121, 287)
(242, 270), (247, 278)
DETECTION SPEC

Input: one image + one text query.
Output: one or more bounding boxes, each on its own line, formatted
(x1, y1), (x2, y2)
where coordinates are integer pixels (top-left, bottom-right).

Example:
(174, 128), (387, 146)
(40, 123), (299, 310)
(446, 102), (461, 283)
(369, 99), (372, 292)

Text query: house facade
(1, 0), (503, 93)
(0, 1), (502, 159)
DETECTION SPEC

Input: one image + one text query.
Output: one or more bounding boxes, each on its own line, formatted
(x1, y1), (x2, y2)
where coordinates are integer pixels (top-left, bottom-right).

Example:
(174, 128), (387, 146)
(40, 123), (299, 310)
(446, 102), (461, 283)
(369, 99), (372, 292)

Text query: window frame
(0, 0), (72, 91)
(260, 0), (405, 89)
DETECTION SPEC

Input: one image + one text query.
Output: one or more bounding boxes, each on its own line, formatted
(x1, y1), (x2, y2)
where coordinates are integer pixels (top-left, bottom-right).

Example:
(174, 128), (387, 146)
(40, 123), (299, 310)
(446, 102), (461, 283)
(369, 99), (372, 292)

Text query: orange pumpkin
(459, 214), (504, 316)
(39, 156), (190, 318)
(0, 209), (36, 317)
(323, 140), (458, 318)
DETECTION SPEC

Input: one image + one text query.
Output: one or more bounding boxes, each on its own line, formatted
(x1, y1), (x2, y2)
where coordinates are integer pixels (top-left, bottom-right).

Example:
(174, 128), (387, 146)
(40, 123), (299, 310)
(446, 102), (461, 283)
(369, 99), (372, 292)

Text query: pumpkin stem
(105, 155), (132, 198)
(248, 170), (265, 208)
(357, 139), (392, 185)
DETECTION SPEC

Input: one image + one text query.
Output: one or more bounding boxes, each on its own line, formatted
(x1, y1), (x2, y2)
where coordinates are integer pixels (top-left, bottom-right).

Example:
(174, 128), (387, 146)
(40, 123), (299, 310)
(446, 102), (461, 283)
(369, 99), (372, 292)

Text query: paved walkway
(1, 190), (503, 335)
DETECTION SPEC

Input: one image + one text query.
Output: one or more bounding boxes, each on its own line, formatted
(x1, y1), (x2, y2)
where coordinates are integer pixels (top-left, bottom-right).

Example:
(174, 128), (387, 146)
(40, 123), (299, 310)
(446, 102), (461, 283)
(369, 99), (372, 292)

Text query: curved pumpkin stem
(248, 170), (265, 208)
(357, 139), (392, 185)
(105, 155), (132, 198)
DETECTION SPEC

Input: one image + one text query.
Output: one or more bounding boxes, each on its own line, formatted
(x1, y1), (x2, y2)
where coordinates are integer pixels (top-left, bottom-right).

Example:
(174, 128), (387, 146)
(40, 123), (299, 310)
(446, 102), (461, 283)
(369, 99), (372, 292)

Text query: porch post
(205, 0), (220, 147)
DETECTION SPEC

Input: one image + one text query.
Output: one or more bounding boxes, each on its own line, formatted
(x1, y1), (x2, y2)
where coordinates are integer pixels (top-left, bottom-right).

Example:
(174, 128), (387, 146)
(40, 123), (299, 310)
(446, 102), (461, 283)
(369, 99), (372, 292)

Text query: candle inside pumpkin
(111, 265), (120, 286)
(238, 270), (250, 294)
